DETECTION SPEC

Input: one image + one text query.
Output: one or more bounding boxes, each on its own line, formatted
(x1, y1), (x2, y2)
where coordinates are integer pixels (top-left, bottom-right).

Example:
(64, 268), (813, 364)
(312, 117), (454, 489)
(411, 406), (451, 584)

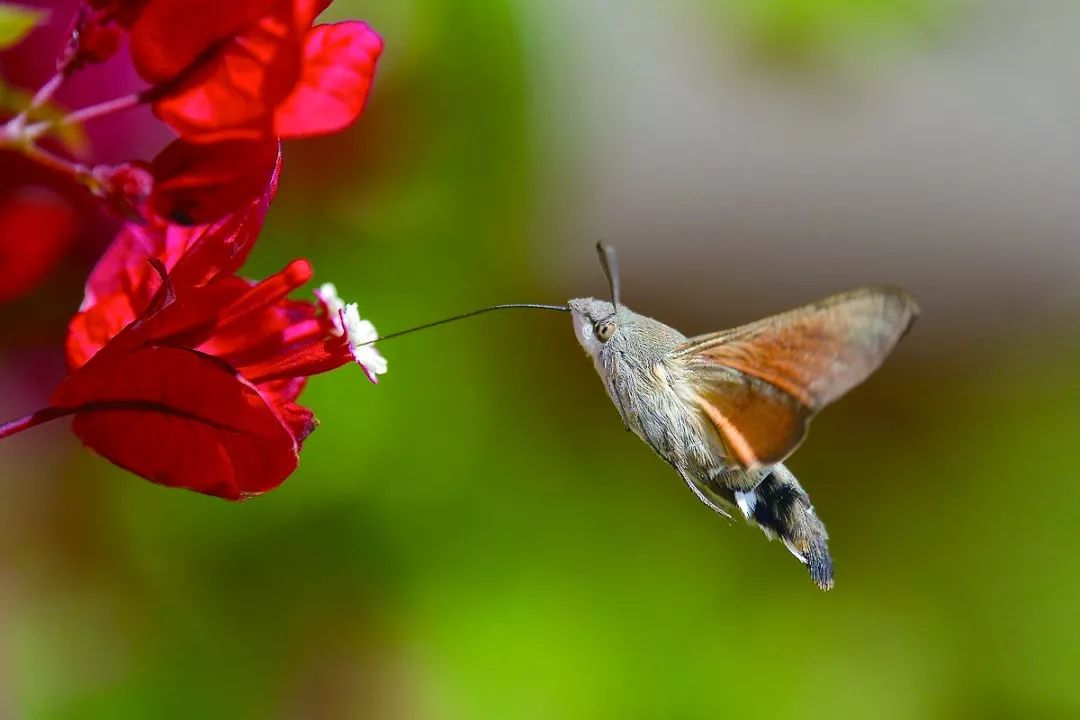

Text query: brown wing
(674, 286), (919, 469)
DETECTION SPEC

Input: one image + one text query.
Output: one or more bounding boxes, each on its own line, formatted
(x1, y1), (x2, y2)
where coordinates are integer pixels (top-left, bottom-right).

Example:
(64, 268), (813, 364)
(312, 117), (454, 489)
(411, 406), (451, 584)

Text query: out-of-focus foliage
(0, 79), (88, 154)
(1, 0), (1078, 718)
(717, 0), (960, 64)
(0, 2), (45, 50)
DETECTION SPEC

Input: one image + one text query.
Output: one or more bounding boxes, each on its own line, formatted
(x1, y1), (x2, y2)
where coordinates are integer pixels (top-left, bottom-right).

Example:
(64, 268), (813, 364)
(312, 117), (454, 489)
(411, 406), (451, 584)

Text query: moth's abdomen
(730, 464), (834, 590)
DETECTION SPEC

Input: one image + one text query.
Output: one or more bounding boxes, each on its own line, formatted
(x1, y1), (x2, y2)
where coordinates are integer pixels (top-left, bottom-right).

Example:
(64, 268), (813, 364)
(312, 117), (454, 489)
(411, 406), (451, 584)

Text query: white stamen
(316, 283), (346, 334)
(315, 282), (388, 382)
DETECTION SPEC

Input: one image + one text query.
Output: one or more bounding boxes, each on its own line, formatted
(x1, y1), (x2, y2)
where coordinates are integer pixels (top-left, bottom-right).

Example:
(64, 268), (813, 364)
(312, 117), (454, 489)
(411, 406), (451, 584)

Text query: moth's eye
(595, 322), (616, 342)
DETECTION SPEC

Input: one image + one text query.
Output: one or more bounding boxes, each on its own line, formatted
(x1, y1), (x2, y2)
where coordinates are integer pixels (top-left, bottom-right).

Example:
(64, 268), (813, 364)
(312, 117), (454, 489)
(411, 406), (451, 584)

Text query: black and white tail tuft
(735, 465), (834, 590)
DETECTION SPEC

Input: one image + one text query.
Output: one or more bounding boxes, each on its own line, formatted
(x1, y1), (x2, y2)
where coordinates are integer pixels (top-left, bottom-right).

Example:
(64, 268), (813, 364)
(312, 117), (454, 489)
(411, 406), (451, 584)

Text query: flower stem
(20, 92), (143, 141)
(65, 92), (142, 126)
(6, 70), (66, 134)
(19, 142), (89, 182)
(0, 407), (71, 441)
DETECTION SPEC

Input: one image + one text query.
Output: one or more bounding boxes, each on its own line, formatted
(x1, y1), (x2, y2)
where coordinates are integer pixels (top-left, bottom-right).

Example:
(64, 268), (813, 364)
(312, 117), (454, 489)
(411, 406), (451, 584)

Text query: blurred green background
(2, 0), (1080, 717)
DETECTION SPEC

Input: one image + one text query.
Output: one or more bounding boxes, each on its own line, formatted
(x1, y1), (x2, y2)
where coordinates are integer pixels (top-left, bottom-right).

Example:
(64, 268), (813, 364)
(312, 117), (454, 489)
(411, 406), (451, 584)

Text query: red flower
(130, 1), (383, 142)
(0, 188), (78, 304)
(53, 149), (386, 499)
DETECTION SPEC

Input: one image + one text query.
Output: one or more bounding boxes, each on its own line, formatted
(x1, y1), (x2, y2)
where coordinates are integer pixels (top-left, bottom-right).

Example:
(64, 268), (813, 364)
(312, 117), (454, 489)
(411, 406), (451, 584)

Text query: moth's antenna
(596, 242), (621, 308)
(357, 303), (569, 346)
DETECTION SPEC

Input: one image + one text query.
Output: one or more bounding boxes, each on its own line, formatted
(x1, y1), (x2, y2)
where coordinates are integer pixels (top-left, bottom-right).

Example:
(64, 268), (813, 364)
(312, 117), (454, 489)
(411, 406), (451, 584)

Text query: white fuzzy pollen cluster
(315, 282), (388, 382)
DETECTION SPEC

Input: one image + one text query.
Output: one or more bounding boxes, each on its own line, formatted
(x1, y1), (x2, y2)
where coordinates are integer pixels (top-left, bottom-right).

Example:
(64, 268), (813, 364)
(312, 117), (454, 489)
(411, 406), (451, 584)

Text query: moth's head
(569, 297), (624, 358)
(570, 242), (631, 359)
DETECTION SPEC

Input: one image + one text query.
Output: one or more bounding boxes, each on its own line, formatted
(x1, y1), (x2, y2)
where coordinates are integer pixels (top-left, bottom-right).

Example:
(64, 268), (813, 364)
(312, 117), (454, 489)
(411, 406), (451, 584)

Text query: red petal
(150, 139), (280, 225)
(293, 0), (328, 29)
(259, 377), (316, 445)
(66, 219), (200, 368)
(202, 296), (316, 366)
(0, 189), (77, 304)
(66, 149), (280, 369)
(135, 259), (312, 354)
(52, 345), (301, 499)
(136, 1), (304, 141)
(215, 258), (313, 327)
(167, 146), (281, 288)
(130, 0), (290, 83)
(238, 336), (352, 385)
(273, 22), (383, 138)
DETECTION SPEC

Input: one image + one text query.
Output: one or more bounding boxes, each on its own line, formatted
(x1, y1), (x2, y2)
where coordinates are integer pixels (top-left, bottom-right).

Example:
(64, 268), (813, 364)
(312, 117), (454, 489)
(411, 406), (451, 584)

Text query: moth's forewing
(674, 286), (919, 469)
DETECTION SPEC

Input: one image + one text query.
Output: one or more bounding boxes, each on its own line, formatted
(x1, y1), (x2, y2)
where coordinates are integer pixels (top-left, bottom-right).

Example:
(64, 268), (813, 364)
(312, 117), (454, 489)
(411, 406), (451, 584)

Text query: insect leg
(677, 469), (733, 520)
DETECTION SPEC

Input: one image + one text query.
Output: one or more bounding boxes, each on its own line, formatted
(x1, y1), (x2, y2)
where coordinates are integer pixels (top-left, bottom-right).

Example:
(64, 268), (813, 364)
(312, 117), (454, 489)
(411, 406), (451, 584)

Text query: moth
(568, 245), (918, 589)
(368, 244), (919, 589)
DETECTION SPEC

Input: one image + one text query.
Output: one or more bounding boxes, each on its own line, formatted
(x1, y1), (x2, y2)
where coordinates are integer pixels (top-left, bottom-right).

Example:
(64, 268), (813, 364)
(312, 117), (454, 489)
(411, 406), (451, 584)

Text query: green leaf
(0, 3), (47, 50)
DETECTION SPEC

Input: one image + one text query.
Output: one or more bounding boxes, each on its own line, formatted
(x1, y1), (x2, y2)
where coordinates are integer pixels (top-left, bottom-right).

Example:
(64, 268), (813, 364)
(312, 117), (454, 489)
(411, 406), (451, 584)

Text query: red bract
(55, 150), (386, 499)
(149, 138), (280, 225)
(130, 1), (382, 142)
(0, 188), (77, 304)
(273, 22), (384, 137)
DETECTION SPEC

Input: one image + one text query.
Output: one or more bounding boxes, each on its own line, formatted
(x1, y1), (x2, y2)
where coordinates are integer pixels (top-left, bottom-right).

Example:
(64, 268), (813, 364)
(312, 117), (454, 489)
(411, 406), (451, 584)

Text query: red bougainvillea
(130, 2), (382, 142)
(48, 150), (386, 498)
(2, 0), (382, 235)
(0, 1), (387, 498)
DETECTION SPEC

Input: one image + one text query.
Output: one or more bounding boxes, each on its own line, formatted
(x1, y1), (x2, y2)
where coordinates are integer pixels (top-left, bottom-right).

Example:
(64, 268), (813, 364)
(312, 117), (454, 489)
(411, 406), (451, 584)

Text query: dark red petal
(150, 139), (280, 225)
(52, 345), (302, 499)
(167, 145), (281, 288)
(0, 188), (77, 304)
(273, 22), (383, 138)
(259, 377), (316, 445)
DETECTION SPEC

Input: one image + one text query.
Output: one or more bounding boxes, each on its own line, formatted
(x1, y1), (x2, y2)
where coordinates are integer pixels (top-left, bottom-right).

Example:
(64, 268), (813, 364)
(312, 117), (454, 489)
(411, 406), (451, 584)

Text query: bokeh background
(2, 0), (1080, 717)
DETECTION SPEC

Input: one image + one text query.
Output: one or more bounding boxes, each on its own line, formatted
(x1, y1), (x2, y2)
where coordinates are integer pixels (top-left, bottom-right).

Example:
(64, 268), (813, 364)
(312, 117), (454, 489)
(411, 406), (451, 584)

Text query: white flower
(315, 282), (388, 383)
